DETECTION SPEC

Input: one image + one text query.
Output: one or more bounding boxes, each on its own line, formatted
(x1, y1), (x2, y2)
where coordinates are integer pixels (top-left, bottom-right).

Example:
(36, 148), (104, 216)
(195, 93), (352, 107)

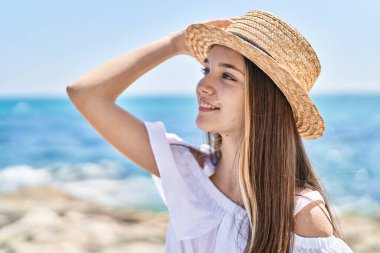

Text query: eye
(222, 73), (235, 81)
(200, 67), (235, 81)
(200, 67), (209, 75)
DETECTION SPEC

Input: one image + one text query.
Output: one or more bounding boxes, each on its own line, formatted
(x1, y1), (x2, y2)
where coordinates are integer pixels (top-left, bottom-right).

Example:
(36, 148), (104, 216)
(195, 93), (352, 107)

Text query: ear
(294, 200), (334, 238)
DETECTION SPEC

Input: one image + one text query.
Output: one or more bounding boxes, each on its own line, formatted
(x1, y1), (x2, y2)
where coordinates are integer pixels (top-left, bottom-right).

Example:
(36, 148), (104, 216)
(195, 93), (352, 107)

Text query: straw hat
(184, 10), (325, 139)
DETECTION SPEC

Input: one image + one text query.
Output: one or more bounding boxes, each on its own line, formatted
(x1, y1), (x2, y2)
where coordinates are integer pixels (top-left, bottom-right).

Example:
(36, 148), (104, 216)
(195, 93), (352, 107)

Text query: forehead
(206, 45), (244, 66)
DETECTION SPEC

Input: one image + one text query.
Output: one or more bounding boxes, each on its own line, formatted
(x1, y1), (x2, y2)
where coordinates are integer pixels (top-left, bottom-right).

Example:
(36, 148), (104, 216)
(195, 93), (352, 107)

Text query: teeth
(200, 102), (219, 109)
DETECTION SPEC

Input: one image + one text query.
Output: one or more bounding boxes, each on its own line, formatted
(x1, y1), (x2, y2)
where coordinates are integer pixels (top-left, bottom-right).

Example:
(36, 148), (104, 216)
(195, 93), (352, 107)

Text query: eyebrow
(203, 58), (244, 75)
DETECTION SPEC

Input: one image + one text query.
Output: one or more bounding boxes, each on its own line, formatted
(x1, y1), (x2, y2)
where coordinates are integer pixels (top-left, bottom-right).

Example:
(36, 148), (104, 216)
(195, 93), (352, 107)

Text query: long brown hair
(196, 55), (344, 252)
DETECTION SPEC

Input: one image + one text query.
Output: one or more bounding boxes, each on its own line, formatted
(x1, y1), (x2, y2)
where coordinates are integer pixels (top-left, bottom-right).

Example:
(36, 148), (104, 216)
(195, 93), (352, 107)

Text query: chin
(195, 117), (216, 132)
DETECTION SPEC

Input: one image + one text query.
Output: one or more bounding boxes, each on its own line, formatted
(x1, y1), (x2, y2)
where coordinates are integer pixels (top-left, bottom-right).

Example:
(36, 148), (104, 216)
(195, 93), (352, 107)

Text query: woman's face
(196, 45), (246, 137)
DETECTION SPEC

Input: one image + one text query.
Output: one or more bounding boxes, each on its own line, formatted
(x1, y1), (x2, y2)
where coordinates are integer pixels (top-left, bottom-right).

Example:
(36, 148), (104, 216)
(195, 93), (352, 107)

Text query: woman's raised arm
(65, 18), (234, 177)
(66, 32), (187, 177)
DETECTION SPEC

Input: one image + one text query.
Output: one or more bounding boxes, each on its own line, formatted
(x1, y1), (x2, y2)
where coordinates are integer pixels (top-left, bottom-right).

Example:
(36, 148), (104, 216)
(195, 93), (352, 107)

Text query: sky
(0, 0), (379, 98)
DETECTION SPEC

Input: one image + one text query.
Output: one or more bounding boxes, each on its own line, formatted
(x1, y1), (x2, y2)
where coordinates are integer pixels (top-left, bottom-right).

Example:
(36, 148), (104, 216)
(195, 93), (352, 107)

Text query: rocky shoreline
(0, 186), (378, 253)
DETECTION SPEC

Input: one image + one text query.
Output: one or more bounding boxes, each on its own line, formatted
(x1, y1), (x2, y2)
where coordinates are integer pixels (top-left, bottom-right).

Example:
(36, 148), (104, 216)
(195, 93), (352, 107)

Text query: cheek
(226, 92), (245, 128)
(228, 101), (244, 120)
(221, 87), (244, 112)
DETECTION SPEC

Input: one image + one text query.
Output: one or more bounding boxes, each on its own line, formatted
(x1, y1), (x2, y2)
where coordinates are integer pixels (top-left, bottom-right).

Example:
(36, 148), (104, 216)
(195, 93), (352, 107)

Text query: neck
(213, 131), (242, 195)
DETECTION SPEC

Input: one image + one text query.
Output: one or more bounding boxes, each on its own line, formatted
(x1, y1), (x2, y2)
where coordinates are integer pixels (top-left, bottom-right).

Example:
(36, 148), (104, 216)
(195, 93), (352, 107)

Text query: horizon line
(1, 91), (380, 100)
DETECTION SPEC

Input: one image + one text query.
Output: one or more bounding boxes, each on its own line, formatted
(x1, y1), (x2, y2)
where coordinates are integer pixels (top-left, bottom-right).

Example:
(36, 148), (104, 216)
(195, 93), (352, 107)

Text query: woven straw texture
(185, 10), (325, 139)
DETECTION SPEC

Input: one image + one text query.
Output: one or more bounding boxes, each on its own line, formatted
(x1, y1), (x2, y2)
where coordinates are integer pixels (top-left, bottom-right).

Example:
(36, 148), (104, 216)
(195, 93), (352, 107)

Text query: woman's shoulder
(292, 188), (353, 252)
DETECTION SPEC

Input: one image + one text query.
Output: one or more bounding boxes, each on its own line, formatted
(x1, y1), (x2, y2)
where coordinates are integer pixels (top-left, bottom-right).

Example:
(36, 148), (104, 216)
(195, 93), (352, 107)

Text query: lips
(199, 106), (219, 112)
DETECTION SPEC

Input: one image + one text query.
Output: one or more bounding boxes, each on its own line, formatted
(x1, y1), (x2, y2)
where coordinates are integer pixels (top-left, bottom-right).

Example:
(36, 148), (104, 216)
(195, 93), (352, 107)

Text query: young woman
(67, 9), (353, 253)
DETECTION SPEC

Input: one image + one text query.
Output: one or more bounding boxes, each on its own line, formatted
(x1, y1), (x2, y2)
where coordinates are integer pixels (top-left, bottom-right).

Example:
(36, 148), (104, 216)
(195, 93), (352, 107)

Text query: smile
(200, 101), (219, 109)
(199, 106), (220, 112)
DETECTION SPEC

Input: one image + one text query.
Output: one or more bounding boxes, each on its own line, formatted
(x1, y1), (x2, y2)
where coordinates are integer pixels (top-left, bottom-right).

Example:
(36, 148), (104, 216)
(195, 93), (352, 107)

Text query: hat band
(230, 32), (274, 59)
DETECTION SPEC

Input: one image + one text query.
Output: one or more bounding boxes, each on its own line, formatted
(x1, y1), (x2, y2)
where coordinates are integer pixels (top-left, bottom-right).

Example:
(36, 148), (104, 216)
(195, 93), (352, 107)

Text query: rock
(0, 185), (378, 252)
(0, 186), (167, 253)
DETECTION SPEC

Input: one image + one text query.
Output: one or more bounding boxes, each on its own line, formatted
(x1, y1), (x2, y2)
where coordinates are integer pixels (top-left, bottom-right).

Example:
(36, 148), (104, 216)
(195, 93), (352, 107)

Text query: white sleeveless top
(145, 120), (354, 253)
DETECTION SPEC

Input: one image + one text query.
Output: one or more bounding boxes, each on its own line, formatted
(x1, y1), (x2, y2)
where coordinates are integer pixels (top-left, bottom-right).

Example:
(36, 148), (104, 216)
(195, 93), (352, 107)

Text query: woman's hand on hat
(170, 17), (238, 56)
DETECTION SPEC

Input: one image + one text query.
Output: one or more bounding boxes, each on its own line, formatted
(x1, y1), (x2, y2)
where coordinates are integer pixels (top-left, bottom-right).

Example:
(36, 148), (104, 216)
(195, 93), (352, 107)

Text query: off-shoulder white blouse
(145, 120), (354, 253)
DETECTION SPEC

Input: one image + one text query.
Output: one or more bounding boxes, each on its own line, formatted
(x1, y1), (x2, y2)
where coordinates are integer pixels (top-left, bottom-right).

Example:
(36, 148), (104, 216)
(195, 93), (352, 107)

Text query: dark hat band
(230, 32), (274, 59)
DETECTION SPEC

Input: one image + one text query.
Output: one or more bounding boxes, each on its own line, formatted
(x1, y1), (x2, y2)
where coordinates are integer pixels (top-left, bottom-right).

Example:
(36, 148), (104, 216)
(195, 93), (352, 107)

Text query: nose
(196, 77), (215, 97)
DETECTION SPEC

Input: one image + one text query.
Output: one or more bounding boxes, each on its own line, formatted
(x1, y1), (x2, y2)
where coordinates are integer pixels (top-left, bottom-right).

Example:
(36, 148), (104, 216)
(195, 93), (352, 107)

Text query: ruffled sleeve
(144, 120), (226, 240)
(293, 234), (354, 253)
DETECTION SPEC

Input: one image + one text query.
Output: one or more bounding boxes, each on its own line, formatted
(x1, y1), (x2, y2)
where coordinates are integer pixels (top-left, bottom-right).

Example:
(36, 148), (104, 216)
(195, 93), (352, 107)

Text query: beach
(0, 186), (167, 253)
(0, 186), (378, 253)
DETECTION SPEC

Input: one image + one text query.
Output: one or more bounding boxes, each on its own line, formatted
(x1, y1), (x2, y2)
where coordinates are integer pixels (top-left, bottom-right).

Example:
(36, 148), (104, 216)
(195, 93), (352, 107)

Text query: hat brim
(185, 23), (325, 139)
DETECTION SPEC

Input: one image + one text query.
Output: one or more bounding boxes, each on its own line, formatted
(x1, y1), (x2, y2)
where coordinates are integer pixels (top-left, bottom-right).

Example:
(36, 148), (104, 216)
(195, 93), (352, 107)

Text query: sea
(0, 94), (379, 217)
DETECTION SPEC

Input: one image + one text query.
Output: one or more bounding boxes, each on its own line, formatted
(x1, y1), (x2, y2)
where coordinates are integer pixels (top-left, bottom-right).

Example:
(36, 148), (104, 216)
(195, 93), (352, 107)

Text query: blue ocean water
(0, 94), (379, 217)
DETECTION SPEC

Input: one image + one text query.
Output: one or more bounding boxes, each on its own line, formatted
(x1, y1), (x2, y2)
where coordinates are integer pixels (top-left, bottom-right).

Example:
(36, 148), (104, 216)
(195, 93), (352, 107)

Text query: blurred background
(1, 0), (379, 252)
